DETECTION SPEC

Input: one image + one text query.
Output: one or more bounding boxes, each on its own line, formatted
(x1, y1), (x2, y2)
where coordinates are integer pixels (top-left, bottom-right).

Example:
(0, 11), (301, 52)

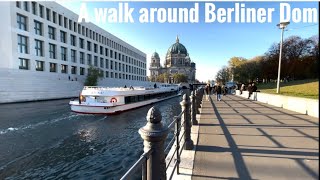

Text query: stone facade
(149, 36), (196, 83)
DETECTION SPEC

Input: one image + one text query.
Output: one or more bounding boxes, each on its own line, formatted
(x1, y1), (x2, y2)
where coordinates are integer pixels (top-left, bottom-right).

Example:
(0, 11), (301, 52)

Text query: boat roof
(81, 85), (178, 96)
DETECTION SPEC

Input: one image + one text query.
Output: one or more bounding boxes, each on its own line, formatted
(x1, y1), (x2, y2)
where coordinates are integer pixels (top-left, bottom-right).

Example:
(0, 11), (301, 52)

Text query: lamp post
(276, 21), (290, 94)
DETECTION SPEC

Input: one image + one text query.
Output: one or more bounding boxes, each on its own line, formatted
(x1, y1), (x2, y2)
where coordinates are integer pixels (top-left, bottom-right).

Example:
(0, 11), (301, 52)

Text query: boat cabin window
(124, 90), (178, 104)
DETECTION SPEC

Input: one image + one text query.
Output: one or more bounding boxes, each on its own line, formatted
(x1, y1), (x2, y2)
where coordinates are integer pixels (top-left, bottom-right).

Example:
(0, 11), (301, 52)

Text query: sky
(57, 1), (319, 82)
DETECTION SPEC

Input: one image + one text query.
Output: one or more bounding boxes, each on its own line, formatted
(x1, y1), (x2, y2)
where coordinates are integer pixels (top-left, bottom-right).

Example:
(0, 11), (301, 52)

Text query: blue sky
(57, 1), (319, 82)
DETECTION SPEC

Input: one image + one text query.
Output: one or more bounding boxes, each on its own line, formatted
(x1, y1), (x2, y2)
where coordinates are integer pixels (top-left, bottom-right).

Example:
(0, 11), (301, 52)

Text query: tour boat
(69, 84), (181, 114)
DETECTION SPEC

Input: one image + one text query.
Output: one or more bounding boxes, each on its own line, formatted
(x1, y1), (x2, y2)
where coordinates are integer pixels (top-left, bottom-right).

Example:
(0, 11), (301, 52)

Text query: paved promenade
(191, 94), (319, 180)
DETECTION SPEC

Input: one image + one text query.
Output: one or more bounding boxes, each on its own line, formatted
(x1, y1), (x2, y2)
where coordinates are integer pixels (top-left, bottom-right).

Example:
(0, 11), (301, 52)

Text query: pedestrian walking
(247, 84), (253, 99)
(251, 83), (258, 100)
(205, 83), (211, 101)
(240, 84), (245, 95)
(215, 83), (222, 101)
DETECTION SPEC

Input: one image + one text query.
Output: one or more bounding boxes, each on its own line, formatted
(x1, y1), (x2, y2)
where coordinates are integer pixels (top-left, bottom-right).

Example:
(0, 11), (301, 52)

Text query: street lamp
(276, 21), (290, 94)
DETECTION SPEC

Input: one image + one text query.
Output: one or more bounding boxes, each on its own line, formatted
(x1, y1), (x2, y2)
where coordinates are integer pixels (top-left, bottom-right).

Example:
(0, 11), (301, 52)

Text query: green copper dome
(152, 52), (160, 59)
(167, 36), (188, 55)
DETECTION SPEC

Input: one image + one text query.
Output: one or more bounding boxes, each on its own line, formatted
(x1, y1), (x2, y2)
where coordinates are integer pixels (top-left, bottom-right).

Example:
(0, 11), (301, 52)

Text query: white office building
(0, 1), (150, 103)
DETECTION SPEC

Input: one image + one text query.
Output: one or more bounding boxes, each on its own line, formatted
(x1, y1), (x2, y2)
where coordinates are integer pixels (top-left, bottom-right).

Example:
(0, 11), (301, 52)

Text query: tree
(173, 73), (188, 83)
(84, 66), (103, 86)
(215, 66), (230, 84)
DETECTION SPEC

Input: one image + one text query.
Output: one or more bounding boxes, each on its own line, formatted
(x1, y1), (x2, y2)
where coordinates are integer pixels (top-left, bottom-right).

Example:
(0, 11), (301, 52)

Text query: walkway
(192, 94), (319, 180)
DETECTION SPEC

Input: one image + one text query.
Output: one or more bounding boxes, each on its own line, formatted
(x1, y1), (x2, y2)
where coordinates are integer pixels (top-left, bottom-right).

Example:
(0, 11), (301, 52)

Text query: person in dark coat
(215, 83), (222, 101)
(251, 83), (258, 100)
(205, 83), (211, 101)
(247, 84), (253, 99)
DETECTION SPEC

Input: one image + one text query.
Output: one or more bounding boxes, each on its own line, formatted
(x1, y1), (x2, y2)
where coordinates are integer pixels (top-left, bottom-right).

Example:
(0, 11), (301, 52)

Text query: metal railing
(120, 88), (204, 180)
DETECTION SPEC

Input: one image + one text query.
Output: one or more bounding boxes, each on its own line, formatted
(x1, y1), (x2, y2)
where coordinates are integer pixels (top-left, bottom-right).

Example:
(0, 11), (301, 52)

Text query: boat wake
(0, 113), (89, 135)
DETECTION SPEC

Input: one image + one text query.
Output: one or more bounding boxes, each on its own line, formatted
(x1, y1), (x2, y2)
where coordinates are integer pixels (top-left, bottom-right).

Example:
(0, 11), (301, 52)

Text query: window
(80, 52), (84, 64)
(105, 48), (108, 57)
(80, 67), (85, 75)
(17, 35), (28, 54)
(94, 56), (98, 66)
(58, 14), (62, 26)
(39, 4), (44, 18)
(70, 35), (76, 46)
(79, 38), (84, 49)
(60, 31), (66, 43)
(100, 46), (103, 55)
(71, 49), (76, 63)
(94, 43), (97, 53)
(100, 58), (104, 68)
(23, 2), (29, 11)
(87, 41), (91, 51)
(71, 66), (77, 74)
(17, 14), (27, 31)
(48, 26), (55, 40)
(32, 2), (37, 15)
(19, 58), (29, 70)
(78, 24), (81, 34)
(16, 2), (20, 8)
(49, 43), (56, 59)
(52, 11), (56, 23)
(110, 60), (113, 69)
(50, 63), (57, 72)
(64, 17), (67, 28)
(46, 8), (51, 21)
(110, 50), (113, 58)
(61, 64), (68, 73)
(61, 47), (67, 61)
(105, 59), (109, 69)
(87, 54), (91, 65)
(34, 20), (42, 35)
(74, 22), (77, 32)
(105, 71), (109, 78)
(35, 60), (44, 71)
(69, 19), (72, 30)
(35, 39), (43, 56)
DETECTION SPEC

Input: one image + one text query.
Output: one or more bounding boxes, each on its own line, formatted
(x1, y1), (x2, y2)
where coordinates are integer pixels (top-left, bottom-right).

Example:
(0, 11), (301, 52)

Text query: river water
(0, 96), (182, 179)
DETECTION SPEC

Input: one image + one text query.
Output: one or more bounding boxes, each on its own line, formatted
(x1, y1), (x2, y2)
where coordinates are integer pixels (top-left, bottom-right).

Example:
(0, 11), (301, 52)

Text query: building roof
(151, 51), (160, 59)
(166, 36), (188, 55)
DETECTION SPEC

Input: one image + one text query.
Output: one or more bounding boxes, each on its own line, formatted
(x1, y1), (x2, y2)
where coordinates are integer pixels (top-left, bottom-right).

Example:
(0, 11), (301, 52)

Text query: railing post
(139, 107), (168, 180)
(175, 116), (181, 174)
(190, 91), (198, 125)
(195, 89), (200, 114)
(180, 94), (194, 150)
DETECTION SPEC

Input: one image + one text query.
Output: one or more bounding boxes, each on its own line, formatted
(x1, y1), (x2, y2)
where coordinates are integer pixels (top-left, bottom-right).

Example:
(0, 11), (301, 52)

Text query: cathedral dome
(167, 36), (188, 55)
(152, 52), (160, 59)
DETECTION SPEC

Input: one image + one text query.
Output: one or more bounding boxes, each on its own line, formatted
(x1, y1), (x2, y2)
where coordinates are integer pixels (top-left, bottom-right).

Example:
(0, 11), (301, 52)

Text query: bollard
(139, 107), (169, 180)
(180, 94), (194, 150)
(190, 91), (198, 125)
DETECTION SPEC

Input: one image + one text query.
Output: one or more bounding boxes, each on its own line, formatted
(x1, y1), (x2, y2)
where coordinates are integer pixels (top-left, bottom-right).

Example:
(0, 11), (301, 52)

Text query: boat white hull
(70, 95), (180, 114)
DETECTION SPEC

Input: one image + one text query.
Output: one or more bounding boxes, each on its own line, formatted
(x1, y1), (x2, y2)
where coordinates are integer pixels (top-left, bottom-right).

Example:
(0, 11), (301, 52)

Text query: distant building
(149, 36), (196, 83)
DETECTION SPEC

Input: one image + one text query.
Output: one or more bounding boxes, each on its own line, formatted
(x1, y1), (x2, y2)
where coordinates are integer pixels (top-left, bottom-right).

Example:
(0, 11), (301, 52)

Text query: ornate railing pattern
(120, 88), (204, 180)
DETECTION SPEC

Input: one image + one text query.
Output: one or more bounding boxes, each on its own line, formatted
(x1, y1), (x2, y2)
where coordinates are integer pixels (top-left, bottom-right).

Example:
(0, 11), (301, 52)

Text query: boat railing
(120, 88), (204, 180)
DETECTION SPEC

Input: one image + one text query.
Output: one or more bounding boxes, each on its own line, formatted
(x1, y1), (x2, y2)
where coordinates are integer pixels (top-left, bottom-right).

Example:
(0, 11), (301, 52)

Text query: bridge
(122, 90), (319, 179)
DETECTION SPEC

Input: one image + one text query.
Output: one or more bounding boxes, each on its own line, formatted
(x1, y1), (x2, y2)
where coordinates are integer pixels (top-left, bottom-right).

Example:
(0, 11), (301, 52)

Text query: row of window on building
(18, 58), (146, 81)
(17, 14), (146, 70)
(16, 1), (145, 63)
(17, 34), (146, 76)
